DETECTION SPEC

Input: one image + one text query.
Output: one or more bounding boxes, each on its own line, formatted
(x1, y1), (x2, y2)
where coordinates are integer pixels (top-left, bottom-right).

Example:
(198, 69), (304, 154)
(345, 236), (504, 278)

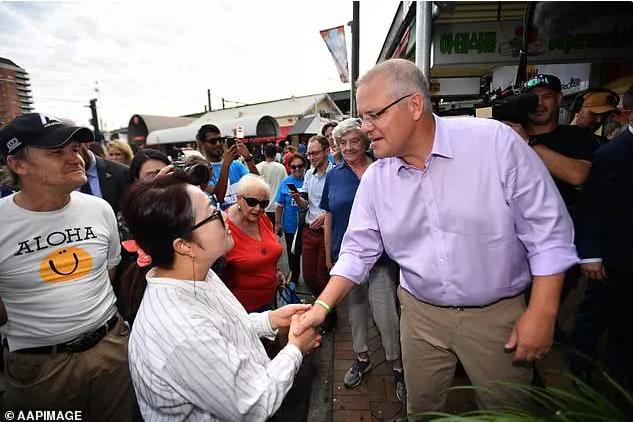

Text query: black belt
(418, 293), (522, 311)
(14, 315), (119, 355)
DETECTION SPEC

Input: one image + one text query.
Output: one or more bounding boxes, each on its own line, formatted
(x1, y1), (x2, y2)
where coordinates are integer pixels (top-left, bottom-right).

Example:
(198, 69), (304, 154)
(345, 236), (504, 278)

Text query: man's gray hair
(357, 59), (433, 113)
(7, 146), (30, 189)
(331, 118), (369, 149)
(237, 173), (272, 200)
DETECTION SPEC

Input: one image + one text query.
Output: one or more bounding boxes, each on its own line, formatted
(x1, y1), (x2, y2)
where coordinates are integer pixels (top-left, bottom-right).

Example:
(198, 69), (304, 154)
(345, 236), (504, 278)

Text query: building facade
(0, 58), (34, 126)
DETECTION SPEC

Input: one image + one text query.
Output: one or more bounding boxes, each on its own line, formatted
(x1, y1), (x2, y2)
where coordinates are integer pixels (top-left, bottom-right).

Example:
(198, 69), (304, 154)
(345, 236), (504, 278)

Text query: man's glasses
(190, 208), (224, 232)
(307, 149), (325, 157)
(290, 164), (305, 170)
(360, 93), (414, 124)
(243, 197), (270, 209)
(203, 137), (221, 145)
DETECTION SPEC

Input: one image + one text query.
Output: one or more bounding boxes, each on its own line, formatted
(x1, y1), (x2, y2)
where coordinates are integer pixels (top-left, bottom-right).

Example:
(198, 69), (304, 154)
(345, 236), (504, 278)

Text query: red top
(224, 214), (283, 312)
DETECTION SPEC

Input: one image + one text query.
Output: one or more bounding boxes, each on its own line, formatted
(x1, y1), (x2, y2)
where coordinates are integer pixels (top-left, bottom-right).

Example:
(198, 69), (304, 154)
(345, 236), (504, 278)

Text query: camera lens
(184, 164), (211, 186)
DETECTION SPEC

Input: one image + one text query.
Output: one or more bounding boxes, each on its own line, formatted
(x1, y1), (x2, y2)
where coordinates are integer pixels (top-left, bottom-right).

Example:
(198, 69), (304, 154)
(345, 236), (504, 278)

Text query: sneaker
(394, 369), (406, 402)
(344, 358), (372, 388)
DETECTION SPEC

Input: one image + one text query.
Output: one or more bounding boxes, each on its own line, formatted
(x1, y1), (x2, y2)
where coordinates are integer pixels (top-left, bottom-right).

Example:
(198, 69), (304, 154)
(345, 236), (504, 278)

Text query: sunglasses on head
(242, 196), (270, 208)
(190, 208), (224, 232)
(290, 164), (304, 170)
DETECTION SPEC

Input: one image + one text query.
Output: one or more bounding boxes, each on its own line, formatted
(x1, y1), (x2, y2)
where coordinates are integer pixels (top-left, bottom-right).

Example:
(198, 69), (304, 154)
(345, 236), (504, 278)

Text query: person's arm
(294, 175), (309, 209)
(531, 145), (591, 186)
(274, 205), (284, 237)
(499, 123), (578, 362)
(166, 329), (303, 422)
(294, 171), (384, 334)
(215, 147), (237, 204)
(237, 142), (259, 176)
(0, 297), (7, 326)
(575, 149), (616, 280)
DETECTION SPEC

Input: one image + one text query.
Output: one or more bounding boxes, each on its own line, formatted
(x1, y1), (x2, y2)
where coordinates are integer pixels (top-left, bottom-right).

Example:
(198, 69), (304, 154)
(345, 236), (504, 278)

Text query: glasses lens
(291, 164), (304, 169)
(243, 197), (269, 208)
(205, 138), (219, 144)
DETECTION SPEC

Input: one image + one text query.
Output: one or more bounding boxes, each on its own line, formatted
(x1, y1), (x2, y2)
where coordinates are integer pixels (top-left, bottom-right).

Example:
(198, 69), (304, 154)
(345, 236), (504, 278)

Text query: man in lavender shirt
(295, 59), (578, 413)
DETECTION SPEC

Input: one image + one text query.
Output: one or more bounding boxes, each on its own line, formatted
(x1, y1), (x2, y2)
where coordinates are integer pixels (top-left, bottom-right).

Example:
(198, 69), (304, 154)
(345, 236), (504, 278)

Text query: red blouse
(224, 214), (283, 312)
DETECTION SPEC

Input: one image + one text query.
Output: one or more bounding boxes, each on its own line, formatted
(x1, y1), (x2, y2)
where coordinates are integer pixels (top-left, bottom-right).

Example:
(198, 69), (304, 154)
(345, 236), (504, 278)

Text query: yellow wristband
(314, 299), (331, 314)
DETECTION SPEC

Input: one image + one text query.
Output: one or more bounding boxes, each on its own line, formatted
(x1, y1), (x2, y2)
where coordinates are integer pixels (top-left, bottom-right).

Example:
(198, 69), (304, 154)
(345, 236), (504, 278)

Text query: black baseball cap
(0, 113), (94, 159)
(524, 74), (562, 93)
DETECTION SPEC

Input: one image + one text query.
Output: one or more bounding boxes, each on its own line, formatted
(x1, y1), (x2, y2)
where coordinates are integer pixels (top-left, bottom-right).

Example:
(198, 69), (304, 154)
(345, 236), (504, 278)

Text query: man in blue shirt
(196, 124), (259, 210)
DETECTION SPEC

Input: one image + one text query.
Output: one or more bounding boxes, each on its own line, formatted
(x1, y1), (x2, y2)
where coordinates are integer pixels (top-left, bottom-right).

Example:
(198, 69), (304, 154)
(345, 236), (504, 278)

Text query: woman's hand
(269, 304), (312, 329)
(276, 270), (286, 288)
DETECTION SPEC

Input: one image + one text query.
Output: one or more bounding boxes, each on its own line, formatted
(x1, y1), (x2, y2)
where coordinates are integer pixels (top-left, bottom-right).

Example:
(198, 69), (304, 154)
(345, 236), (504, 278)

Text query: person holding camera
(121, 171), (321, 422)
(196, 124), (258, 210)
(570, 88), (621, 136)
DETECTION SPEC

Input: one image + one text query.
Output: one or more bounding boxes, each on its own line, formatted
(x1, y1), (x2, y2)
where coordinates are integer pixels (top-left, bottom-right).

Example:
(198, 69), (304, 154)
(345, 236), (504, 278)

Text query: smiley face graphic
(39, 247), (93, 283)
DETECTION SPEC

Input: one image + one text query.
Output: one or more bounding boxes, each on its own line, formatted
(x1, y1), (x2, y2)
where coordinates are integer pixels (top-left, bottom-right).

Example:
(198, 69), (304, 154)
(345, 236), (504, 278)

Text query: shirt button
(439, 257), (445, 262)
(433, 228), (439, 232)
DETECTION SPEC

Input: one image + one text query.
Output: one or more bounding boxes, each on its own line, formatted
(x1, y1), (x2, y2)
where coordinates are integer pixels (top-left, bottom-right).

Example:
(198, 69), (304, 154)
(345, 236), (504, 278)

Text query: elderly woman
(122, 172), (320, 421)
(108, 140), (134, 165)
(319, 118), (405, 400)
(225, 174), (284, 312)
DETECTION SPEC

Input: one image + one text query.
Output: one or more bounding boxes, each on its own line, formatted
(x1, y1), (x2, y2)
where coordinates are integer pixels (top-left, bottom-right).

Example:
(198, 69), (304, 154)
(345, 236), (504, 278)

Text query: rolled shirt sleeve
(499, 124), (579, 275)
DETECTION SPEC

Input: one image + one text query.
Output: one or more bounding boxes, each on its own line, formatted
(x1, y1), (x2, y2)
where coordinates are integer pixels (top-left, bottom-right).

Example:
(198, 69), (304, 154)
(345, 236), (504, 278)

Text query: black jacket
(575, 127), (633, 267)
(95, 155), (129, 215)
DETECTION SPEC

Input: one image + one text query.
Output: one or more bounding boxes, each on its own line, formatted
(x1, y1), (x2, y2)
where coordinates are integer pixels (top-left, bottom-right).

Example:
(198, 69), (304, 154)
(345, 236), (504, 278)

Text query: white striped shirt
(128, 268), (303, 422)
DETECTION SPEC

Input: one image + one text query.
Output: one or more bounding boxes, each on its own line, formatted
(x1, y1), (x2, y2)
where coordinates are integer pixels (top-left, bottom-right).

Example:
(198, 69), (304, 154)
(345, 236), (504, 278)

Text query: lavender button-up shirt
(331, 116), (578, 307)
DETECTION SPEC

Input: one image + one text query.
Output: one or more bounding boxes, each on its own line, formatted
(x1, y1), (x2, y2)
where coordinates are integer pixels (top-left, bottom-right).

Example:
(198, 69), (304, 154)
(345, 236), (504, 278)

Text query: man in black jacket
(573, 85), (633, 388)
(79, 144), (129, 215)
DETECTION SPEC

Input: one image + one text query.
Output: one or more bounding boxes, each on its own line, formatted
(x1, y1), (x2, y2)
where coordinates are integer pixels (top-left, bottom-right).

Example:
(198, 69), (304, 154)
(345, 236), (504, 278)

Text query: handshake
(268, 304), (322, 355)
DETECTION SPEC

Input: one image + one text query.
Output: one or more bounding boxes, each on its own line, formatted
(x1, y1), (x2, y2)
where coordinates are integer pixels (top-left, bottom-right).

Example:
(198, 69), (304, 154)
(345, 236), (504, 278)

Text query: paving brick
(370, 360), (393, 376)
(367, 377), (387, 401)
(334, 359), (355, 372)
(333, 381), (370, 396)
(370, 401), (405, 421)
(335, 349), (359, 360)
(333, 410), (372, 422)
(334, 340), (355, 352)
(333, 395), (370, 410)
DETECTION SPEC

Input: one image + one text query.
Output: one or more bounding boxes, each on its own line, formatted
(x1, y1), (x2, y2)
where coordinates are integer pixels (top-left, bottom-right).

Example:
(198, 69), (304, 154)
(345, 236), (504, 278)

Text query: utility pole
(207, 89), (212, 111)
(88, 99), (102, 142)
(222, 97), (226, 109)
(350, 1), (360, 117)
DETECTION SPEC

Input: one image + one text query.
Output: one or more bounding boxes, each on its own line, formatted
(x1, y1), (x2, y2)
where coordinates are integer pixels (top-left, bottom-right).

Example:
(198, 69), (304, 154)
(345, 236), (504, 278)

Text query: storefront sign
(433, 17), (633, 67)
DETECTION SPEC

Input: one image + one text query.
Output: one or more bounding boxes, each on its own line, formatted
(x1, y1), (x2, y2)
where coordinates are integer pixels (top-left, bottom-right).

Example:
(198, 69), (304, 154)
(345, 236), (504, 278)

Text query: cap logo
(39, 113), (62, 128)
(6, 137), (22, 154)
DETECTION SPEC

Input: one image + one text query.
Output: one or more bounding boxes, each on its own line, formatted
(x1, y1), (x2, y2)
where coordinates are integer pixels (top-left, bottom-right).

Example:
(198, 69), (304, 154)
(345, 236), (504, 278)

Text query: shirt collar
(629, 125), (633, 136)
(339, 153), (375, 171)
(86, 151), (97, 177)
(396, 114), (453, 170)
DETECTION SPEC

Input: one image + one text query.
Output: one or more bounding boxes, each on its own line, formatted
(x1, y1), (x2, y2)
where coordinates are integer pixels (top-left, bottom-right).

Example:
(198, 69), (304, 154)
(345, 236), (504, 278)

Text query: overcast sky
(0, 1), (399, 130)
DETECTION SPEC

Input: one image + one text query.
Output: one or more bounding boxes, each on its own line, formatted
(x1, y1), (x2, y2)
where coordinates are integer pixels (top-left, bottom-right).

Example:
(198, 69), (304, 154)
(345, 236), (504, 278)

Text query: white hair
(357, 58), (433, 113)
(237, 173), (272, 200)
(331, 118), (369, 149)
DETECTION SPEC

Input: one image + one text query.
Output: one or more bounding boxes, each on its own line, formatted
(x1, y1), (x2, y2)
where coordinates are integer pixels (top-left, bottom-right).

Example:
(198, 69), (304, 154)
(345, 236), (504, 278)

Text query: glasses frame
(290, 164), (305, 170)
(242, 196), (270, 209)
(190, 208), (224, 232)
(360, 93), (415, 124)
(306, 148), (326, 157)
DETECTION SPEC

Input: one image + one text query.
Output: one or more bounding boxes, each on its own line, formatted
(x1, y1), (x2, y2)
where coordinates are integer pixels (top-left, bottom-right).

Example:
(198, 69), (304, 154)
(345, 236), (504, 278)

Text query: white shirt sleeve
(249, 311), (278, 340)
(165, 329), (302, 422)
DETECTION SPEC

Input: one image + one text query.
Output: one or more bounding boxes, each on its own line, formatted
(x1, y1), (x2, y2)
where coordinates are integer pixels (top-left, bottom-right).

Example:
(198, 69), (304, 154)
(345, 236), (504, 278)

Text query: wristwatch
(528, 137), (539, 147)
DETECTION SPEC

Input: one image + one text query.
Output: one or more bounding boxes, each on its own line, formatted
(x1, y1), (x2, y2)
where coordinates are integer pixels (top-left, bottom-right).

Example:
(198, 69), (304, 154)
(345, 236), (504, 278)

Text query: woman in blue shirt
(274, 153), (306, 285)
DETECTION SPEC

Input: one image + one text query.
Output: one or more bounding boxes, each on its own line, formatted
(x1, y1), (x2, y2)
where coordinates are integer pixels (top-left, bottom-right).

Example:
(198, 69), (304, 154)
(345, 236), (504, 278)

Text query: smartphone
(287, 183), (299, 193)
(224, 136), (237, 150)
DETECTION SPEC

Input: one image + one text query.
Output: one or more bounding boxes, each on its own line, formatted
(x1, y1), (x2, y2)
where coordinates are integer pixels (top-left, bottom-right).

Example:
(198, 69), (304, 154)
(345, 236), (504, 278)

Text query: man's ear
(173, 237), (193, 258)
(6, 155), (29, 176)
(409, 93), (425, 120)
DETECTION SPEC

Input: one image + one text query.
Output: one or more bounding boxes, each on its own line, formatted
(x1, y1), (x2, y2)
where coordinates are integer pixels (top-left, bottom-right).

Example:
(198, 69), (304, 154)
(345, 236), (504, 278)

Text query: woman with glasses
(224, 174), (284, 314)
(122, 171), (320, 422)
(274, 153), (306, 285)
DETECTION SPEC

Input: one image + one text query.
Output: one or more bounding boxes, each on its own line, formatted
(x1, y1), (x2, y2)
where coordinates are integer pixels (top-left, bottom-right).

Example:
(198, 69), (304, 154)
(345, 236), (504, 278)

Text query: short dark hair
(196, 124), (221, 142)
(321, 122), (338, 136)
(264, 143), (277, 158)
(129, 149), (170, 183)
(121, 173), (196, 322)
(287, 153), (305, 167)
(308, 135), (329, 150)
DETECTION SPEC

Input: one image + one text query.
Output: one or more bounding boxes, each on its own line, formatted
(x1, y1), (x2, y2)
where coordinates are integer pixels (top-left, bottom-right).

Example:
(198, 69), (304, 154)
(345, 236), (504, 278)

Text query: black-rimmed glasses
(290, 164), (305, 170)
(306, 149), (326, 157)
(360, 93), (415, 124)
(190, 208), (224, 232)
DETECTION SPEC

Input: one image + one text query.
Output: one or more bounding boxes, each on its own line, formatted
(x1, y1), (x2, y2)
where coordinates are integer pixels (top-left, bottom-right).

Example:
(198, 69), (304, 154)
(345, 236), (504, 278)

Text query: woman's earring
(238, 204), (241, 211)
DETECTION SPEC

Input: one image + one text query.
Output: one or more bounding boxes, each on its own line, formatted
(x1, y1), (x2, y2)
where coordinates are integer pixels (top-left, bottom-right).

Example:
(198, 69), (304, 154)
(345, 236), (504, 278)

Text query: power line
(36, 97), (86, 104)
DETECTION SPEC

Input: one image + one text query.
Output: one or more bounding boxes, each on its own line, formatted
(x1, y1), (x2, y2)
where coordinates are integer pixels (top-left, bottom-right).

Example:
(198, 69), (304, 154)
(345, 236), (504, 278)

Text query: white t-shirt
(129, 268), (302, 422)
(255, 160), (288, 213)
(0, 192), (120, 351)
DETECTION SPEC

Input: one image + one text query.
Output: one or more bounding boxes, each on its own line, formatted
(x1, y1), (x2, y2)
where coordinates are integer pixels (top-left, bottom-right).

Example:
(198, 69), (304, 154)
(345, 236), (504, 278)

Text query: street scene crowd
(0, 58), (632, 421)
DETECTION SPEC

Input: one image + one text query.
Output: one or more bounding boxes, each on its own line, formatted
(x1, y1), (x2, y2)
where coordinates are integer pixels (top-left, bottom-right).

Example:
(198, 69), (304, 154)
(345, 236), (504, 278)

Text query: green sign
(439, 32), (497, 55)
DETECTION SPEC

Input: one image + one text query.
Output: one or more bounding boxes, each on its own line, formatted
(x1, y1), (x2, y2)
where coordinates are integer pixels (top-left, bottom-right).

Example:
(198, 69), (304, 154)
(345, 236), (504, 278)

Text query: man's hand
(325, 256), (333, 271)
(504, 308), (556, 362)
(290, 190), (302, 202)
(236, 141), (251, 159)
(269, 304), (312, 329)
(504, 121), (530, 142)
(581, 262), (607, 281)
(156, 164), (174, 178)
(288, 314), (322, 355)
(275, 224), (283, 237)
(309, 213), (326, 230)
(223, 144), (239, 162)
(293, 304), (328, 336)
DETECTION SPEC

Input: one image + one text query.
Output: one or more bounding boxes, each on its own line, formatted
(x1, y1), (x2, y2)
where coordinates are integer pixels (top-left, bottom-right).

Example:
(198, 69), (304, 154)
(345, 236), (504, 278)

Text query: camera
(477, 88), (539, 124)
(172, 162), (211, 186)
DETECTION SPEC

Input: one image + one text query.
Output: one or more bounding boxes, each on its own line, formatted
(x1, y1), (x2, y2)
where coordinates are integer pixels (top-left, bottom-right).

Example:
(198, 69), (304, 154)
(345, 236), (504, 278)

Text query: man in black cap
(0, 114), (136, 420)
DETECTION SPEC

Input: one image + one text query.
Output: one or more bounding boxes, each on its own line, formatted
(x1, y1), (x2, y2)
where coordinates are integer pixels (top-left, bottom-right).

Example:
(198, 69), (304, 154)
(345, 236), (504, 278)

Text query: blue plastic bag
(276, 282), (300, 307)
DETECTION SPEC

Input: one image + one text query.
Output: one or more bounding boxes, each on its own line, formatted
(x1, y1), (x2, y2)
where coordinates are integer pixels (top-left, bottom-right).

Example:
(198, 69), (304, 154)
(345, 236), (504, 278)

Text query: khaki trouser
(397, 287), (533, 415)
(3, 318), (137, 422)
